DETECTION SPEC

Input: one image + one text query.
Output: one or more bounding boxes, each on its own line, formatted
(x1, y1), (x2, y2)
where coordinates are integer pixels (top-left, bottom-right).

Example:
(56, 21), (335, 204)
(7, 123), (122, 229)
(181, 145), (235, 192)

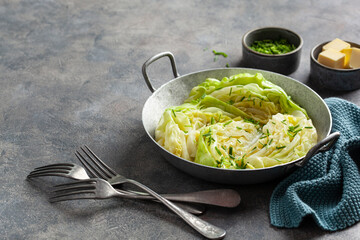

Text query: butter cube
(341, 48), (352, 68)
(322, 38), (351, 52)
(349, 47), (360, 69)
(318, 49), (345, 69)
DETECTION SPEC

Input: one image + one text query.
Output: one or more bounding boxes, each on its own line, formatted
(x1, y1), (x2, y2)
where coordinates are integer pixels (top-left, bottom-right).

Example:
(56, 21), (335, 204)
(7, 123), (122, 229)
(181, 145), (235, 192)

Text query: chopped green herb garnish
(228, 100), (234, 105)
(230, 159), (237, 167)
(268, 138), (273, 145)
(183, 130), (188, 134)
(224, 120), (233, 126)
(211, 117), (215, 125)
(228, 146), (235, 159)
(286, 131), (294, 138)
(250, 39), (296, 55)
(236, 127), (242, 130)
(237, 154), (247, 169)
(240, 96), (246, 102)
(229, 87), (233, 96)
(276, 146), (286, 150)
(251, 146), (257, 152)
(208, 137), (215, 146)
(171, 109), (176, 118)
(289, 124), (300, 131)
(221, 145), (227, 150)
(226, 63), (229, 68)
(229, 146), (233, 155)
(244, 118), (259, 125)
(260, 142), (267, 148)
(241, 163), (248, 169)
(260, 129), (270, 138)
(203, 127), (212, 137)
(287, 124), (302, 138)
(281, 120), (287, 124)
(215, 146), (222, 156)
(305, 126), (313, 129)
(237, 139), (241, 144)
(212, 50), (228, 57)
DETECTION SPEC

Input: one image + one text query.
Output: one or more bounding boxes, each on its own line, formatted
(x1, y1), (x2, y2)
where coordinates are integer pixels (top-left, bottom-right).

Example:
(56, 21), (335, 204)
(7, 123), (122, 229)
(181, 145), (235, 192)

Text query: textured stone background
(0, 0), (359, 239)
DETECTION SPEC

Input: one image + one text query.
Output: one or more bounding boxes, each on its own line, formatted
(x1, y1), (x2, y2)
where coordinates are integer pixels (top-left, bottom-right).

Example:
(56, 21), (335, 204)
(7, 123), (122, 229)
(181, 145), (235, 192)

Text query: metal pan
(141, 52), (340, 184)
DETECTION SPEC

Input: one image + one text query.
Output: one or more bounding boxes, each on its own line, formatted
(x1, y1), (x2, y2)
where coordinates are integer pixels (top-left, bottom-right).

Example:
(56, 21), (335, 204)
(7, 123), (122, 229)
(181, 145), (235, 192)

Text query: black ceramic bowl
(242, 27), (303, 75)
(310, 41), (360, 91)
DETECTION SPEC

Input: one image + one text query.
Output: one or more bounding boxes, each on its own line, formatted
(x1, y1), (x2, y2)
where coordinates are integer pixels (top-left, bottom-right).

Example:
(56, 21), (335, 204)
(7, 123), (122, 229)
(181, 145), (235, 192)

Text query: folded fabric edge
(270, 98), (360, 231)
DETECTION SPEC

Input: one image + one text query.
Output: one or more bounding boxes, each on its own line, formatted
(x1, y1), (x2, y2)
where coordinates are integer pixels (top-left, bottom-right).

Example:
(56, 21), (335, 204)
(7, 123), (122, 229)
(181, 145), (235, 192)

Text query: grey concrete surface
(0, 0), (359, 239)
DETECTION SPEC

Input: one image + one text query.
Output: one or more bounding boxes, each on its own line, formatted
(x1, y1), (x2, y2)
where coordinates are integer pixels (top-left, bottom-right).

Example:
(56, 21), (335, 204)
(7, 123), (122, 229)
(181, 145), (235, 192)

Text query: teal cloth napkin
(270, 97), (360, 231)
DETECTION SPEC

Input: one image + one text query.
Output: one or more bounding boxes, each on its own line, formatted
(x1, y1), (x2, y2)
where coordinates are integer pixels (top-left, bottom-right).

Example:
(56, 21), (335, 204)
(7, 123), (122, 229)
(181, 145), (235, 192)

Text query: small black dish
(310, 41), (360, 91)
(242, 27), (303, 75)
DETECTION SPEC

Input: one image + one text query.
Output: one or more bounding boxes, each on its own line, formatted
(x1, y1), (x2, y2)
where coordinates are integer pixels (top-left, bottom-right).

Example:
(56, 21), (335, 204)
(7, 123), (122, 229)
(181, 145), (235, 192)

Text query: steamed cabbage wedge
(155, 73), (317, 169)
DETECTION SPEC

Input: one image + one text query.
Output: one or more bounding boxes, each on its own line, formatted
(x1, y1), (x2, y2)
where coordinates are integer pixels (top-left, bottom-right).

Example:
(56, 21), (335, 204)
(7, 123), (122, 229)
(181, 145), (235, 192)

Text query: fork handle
(117, 188), (240, 208)
(123, 179), (226, 240)
(118, 193), (206, 215)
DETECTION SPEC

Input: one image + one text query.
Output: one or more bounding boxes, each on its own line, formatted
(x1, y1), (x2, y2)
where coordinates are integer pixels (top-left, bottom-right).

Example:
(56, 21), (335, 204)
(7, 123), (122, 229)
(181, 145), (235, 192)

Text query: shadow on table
(27, 176), (194, 229)
(88, 129), (360, 239)
(305, 74), (359, 99)
(234, 58), (247, 69)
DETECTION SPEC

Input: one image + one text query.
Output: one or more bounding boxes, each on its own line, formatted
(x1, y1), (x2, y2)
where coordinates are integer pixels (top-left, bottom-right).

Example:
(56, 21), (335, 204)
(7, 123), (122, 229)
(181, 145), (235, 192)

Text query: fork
(27, 164), (206, 215)
(50, 178), (226, 239)
(27, 163), (240, 208)
(76, 145), (240, 208)
(27, 163), (89, 180)
(74, 146), (227, 239)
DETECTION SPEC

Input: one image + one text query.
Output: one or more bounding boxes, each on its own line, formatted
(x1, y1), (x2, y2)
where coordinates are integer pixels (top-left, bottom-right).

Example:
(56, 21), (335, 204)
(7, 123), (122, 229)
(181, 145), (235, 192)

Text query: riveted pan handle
(294, 131), (341, 168)
(142, 52), (180, 93)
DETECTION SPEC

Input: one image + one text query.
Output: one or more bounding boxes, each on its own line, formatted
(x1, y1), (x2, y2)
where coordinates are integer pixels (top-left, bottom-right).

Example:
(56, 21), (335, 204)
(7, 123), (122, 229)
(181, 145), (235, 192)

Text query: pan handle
(294, 131), (341, 168)
(142, 52), (180, 93)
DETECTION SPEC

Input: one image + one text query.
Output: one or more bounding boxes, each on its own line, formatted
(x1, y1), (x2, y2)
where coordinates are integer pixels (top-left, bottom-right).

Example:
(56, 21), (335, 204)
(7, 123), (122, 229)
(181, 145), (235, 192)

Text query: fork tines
(75, 145), (116, 180)
(49, 179), (97, 202)
(27, 163), (75, 178)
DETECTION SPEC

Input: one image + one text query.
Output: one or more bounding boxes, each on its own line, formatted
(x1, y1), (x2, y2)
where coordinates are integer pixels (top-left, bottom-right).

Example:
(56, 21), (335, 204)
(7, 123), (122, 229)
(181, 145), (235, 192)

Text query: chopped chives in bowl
(250, 39), (296, 55)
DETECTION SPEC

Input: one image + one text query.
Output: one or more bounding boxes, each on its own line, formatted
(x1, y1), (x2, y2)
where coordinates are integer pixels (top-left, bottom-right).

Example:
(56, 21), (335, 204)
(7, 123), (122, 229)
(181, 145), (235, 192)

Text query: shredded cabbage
(155, 73), (317, 169)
